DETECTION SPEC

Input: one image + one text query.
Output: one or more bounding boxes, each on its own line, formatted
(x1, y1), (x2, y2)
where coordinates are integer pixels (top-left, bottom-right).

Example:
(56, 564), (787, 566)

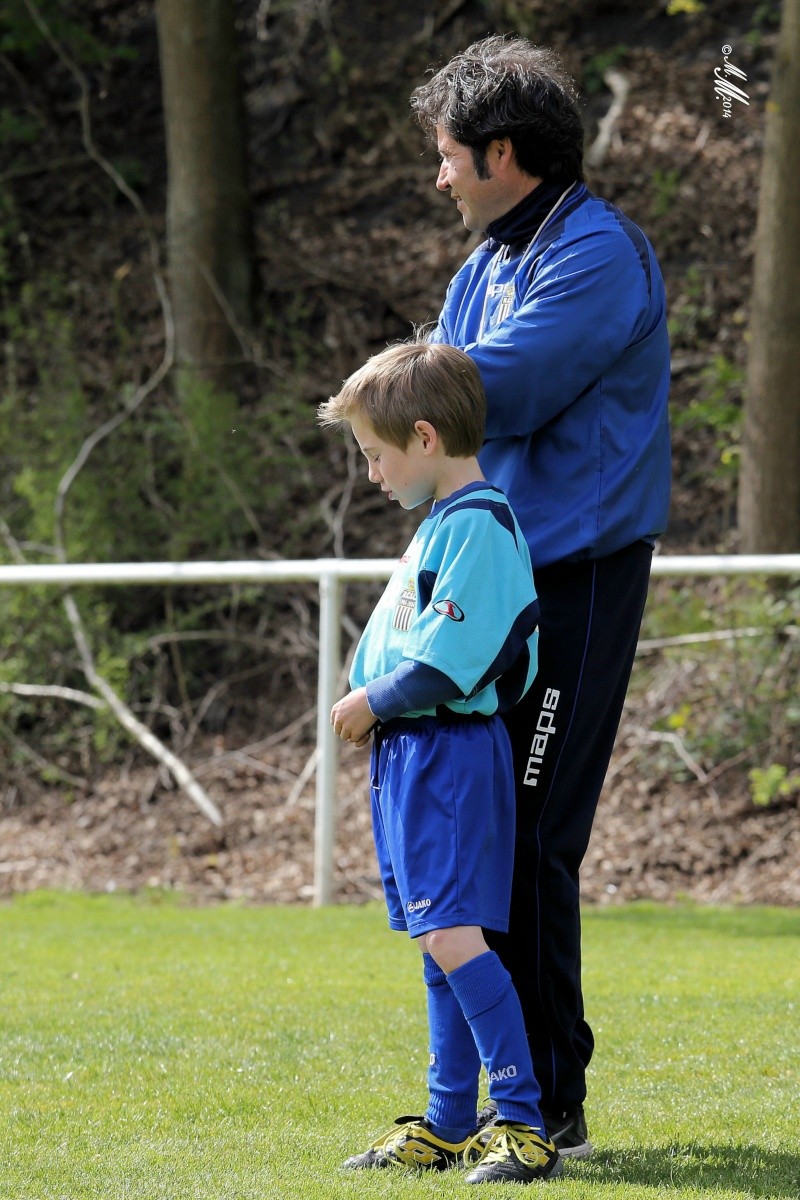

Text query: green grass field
(0, 893), (797, 1199)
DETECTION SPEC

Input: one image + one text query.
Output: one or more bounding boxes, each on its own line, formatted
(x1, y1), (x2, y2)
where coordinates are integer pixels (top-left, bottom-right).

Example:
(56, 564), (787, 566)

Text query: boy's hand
(330, 688), (377, 747)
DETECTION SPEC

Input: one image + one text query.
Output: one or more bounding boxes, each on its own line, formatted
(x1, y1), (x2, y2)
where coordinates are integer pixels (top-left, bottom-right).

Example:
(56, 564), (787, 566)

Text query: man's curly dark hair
(411, 35), (584, 185)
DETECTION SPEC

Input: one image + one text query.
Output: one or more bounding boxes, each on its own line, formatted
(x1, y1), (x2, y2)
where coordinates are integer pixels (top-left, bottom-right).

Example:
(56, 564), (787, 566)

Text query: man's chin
(461, 213), (485, 234)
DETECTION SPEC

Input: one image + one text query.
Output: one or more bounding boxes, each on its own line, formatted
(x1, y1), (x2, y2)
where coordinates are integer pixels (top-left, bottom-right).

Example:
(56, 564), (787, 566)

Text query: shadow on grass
(574, 1144), (799, 1196)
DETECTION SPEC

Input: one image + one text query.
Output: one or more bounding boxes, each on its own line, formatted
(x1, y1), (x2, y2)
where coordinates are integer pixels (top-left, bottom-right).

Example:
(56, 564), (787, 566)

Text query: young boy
(317, 341), (562, 1185)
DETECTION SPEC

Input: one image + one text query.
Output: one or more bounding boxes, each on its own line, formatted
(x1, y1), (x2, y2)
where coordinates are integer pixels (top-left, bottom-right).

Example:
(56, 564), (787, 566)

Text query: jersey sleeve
(365, 661), (462, 722)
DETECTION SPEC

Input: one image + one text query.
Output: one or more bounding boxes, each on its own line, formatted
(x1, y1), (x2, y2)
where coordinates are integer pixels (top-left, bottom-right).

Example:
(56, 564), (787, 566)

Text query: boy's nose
(368, 462), (382, 484)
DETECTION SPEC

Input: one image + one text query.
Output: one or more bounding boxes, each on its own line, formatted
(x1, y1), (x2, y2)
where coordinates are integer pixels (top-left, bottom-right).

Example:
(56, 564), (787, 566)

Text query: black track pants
(485, 540), (653, 1111)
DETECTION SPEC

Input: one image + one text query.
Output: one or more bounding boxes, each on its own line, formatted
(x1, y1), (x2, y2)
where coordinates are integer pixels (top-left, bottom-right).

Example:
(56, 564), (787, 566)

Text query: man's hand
(330, 687), (377, 747)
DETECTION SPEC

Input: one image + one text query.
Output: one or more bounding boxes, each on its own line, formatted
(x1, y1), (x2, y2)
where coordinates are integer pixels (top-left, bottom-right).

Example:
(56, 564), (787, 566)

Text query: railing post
(314, 570), (342, 906)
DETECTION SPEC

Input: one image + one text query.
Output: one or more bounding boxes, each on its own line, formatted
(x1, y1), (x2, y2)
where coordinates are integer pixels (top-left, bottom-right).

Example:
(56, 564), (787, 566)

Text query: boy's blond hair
(318, 341), (485, 456)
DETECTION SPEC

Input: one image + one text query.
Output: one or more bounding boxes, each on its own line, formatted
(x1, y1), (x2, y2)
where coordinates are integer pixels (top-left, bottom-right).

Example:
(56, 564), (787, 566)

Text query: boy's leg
(422, 952), (481, 1142)
(426, 929), (543, 1131)
(426, 928), (562, 1184)
(343, 951), (478, 1171)
(348, 719), (558, 1177)
(344, 729), (480, 1172)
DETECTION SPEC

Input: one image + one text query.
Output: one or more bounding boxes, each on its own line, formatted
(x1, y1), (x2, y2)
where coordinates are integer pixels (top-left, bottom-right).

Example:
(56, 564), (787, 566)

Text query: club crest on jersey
(433, 599), (465, 622)
(393, 580), (416, 631)
(488, 280), (516, 326)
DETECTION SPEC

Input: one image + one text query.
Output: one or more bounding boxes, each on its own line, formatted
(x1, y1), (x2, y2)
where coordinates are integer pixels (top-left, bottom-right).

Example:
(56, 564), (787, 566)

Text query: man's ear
(413, 420), (438, 453)
(487, 136), (515, 173)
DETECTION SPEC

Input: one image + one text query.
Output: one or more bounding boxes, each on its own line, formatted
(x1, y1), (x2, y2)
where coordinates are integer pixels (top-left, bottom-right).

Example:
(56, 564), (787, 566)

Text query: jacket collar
(485, 180), (581, 247)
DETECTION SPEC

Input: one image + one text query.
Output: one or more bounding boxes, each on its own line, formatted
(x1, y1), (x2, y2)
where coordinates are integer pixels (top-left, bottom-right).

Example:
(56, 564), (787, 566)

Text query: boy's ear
(413, 420), (438, 453)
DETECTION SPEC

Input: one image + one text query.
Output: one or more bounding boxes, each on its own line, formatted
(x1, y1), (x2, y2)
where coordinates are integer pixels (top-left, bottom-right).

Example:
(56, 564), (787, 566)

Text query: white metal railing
(1, 554), (799, 904)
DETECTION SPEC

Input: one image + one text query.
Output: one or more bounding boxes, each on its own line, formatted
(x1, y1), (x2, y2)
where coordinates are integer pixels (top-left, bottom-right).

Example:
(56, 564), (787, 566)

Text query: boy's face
(350, 413), (437, 510)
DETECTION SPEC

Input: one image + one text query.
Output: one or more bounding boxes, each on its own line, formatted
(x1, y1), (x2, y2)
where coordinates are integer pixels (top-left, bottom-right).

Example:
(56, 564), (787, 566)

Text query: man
(410, 35), (671, 1158)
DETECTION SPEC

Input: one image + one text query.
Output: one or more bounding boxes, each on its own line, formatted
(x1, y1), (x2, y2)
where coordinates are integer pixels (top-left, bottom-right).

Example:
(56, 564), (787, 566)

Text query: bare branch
(636, 626), (767, 654)
(180, 662), (278, 756)
(0, 682), (105, 710)
(0, 156), (88, 184)
(226, 752), (296, 782)
(319, 436), (359, 557)
(638, 726), (722, 814)
(285, 746), (318, 807)
(255, 0), (273, 41)
(145, 630), (276, 652)
(0, 717), (87, 788)
(585, 70), (630, 169)
(189, 253), (266, 367)
(191, 706), (316, 775)
(0, 517), (27, 565)
(705, 738), (772, 784)
(21, 0), (170, 272)
(61, 593), (223, 825)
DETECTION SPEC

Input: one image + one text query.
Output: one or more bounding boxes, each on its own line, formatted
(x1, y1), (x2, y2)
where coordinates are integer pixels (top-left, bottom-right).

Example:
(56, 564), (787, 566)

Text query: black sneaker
(475, 1097), (497, 1130)
(342, 1116), (470, 1171)
(477, 1098), (593, 1159)
(464, 1121), (562, 1184)
(541, 1104), (593, 1159)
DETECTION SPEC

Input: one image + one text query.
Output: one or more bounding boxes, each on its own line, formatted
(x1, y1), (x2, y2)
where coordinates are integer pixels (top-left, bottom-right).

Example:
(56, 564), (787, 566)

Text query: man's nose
(436, 161), (449, 191)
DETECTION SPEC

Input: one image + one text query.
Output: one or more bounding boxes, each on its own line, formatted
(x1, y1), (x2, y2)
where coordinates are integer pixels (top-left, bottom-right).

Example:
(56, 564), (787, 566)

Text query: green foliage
(639, 579), (800, 793)
(481, 0), (539, 40)
(0, 107), (44, 149)
(0, 3), (136, 181)
(326, 40), (346, 78)
(582, 45), (629, 96)
(165, 372), (305, 560)
(107, 155), (147, 191)
(0, 586), (133, 767)
(0, 214), (332, 776)
(666, 0), (705, 15)
(1, 268), (157, 560)
(672, 354), (744, 475)
(166, 376), (250, 557)
(0, 895), (798, 1198)
(667, 265), (714, 345)
(749, 764), (800, 807)
(89, 637), (131, 757)
(650, 167), (681, 219)
(744, 1), (782, 48)
(0, 1), (137, 64)
(641, 578), (716, 641)
(663, 701), (692, 731)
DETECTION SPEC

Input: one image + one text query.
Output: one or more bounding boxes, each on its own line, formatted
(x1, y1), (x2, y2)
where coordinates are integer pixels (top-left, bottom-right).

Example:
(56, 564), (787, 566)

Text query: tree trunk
(738, 0), (800, 552)
(155, 0), (255, 394)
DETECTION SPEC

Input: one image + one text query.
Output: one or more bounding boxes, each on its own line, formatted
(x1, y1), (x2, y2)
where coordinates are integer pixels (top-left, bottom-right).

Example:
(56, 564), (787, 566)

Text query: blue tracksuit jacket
(431, 181), (671, 569)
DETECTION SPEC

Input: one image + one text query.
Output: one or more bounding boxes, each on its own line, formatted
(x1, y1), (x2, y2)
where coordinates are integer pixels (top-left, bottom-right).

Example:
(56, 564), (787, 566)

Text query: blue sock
(446, 950), (544, 1131)
(422, 953), (481, 1143)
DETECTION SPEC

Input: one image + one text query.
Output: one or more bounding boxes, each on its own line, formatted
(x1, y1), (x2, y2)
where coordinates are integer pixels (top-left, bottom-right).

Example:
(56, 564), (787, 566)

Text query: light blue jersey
(350, 482), (539, 718)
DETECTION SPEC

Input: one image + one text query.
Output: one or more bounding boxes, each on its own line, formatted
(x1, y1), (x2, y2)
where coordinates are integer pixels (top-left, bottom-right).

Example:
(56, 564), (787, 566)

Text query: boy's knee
(425, 925), (487, 974)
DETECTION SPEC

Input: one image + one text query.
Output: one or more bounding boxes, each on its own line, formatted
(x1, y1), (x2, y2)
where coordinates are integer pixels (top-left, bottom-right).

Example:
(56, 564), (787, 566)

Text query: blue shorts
(369, 714), (516, 938)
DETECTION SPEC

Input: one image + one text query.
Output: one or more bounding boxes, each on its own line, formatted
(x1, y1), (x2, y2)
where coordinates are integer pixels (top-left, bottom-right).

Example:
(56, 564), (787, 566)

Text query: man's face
(435, 126), (511, 233)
